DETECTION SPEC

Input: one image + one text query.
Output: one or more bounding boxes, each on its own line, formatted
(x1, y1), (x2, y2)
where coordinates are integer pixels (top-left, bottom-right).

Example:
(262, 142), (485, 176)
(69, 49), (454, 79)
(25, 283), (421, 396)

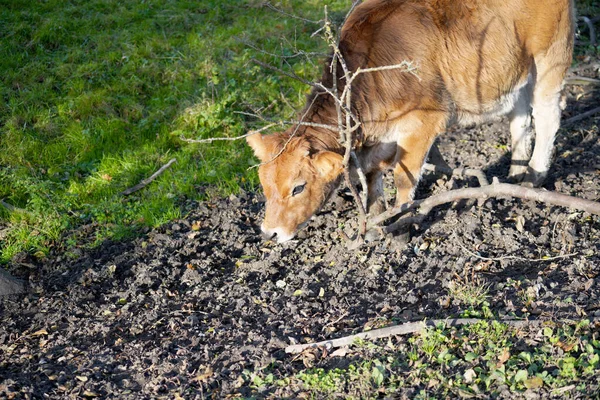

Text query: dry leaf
(516, 215), (525, 233)
(31, 329), (48, 337)
(194, 367), (213, 383)
(330, 347), (348, 357)
(464, 368), (477, 383)
(497, 348), (510, 367)
(100, 174), (112, 181)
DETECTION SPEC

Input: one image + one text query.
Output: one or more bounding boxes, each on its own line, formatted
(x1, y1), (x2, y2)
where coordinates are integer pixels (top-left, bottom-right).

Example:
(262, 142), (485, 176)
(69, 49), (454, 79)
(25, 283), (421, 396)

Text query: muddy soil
(1, 66), (600, 398)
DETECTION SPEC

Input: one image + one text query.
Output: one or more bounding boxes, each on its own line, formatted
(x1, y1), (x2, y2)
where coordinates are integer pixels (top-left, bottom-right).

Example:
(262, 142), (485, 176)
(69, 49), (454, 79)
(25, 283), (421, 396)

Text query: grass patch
(244, 319), (600, 399)
(0, 0), (349, 261)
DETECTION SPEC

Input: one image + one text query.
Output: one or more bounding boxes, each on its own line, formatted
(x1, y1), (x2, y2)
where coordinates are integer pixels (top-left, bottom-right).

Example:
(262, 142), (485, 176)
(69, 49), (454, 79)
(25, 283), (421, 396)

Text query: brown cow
(247, 0), (574, 242)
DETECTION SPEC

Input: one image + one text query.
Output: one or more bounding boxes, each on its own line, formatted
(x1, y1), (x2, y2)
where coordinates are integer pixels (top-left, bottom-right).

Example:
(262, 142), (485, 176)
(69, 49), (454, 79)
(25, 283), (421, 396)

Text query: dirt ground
(1, 62), (600, 398)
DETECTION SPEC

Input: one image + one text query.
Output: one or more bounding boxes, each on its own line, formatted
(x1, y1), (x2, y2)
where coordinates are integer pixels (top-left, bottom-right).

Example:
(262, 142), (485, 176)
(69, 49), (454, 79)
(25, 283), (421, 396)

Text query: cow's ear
(246, 132), (270, 162)
(313, 151), (344, 181)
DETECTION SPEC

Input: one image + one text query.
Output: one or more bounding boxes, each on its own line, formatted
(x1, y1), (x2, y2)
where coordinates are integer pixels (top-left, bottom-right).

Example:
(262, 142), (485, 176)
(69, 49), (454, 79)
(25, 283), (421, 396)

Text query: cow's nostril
(261, 230), (276, 240)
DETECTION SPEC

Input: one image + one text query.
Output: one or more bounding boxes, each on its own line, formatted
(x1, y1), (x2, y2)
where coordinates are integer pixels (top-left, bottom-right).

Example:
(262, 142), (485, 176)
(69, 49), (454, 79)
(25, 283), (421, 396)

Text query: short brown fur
(247, 0), (574, 242)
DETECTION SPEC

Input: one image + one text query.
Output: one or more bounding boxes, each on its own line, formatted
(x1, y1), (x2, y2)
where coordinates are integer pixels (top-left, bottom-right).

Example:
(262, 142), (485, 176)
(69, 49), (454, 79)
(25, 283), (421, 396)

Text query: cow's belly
(454, 74), (531, 126)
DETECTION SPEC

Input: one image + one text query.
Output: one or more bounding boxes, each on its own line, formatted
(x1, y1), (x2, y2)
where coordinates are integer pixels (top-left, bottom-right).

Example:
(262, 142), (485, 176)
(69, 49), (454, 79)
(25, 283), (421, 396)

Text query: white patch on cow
(457, 75), (532, 126)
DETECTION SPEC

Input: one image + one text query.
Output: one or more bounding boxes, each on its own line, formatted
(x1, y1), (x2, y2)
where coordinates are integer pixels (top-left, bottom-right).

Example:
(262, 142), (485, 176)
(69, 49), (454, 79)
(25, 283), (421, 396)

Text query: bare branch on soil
(371, 178), (600, 234)
(563, 105), (600, 128)
(565, 76), (600, 86)
(285, 317), (600, 354)
(121, 158), (177, 196)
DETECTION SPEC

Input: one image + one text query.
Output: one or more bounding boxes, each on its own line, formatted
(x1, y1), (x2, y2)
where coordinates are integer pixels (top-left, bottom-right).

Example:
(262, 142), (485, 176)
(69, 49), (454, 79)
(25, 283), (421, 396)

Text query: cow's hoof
(521, 167), (547, 188)
(507, 164), (528, 183)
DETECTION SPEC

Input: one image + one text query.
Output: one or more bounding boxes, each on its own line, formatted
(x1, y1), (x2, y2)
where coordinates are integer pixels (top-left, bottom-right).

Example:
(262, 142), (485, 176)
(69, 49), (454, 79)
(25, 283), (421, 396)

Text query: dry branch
(285, 317), (600, 354)
(578, 16), (597, 46)
(563, 106), (600, 128)
(368, 177), (600, 232)
(380, 179), (600, 234)
(121, 158), (177, 196)
(565, 76), (600, 86)
(0, 199), (28, 214)
(181, 124), (279, 144)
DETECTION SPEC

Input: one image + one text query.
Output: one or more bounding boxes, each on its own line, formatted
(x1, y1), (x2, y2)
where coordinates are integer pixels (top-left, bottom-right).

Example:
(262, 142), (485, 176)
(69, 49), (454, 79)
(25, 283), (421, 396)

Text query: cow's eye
(292, 184), (305, 196)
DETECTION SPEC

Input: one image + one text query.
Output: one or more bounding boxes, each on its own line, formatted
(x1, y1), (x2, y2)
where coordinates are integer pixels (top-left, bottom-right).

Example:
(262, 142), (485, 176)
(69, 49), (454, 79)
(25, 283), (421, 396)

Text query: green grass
(0, 0), (349, 261)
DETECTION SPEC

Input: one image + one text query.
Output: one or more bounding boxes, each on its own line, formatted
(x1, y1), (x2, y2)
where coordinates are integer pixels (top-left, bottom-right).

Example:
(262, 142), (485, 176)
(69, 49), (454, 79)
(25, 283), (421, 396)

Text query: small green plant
(447, 278), (490, 308)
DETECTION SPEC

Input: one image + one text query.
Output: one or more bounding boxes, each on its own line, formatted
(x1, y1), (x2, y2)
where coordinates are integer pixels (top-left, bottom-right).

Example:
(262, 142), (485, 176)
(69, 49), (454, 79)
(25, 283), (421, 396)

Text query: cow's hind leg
(507, 80), (534, 182)
(524, 37), (572, 186)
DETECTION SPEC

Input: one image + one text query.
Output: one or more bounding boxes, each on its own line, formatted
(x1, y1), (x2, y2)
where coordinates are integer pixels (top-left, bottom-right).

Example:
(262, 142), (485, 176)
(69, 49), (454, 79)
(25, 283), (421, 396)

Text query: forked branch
(368, 177), (600, 234)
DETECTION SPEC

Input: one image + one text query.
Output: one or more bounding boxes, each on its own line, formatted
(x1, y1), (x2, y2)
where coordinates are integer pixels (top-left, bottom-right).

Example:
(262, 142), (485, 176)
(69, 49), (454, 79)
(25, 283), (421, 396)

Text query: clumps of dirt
(1, 78), (600, 399)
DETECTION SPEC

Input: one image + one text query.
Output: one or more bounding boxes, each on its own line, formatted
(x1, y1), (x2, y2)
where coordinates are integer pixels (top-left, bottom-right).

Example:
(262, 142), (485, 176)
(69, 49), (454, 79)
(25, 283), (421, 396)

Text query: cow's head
(247, 131), (344, 243)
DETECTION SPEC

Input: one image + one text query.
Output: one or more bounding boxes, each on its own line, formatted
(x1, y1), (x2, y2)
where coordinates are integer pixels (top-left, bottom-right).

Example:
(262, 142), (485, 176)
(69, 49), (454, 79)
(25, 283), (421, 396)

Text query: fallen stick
(563, 106), (600, 128)
(578, 16), (597, 46)
(369, 178), (600, 233)
(0, 199), (28, 214)
(121, 158), (177, 196)
(285, 317), (600, 354)
(565, 76), (600, 86)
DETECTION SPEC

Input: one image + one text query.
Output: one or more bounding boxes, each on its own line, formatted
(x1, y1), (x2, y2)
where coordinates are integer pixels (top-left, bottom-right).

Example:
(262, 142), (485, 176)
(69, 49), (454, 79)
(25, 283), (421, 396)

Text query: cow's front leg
(392, 123), (442, 206)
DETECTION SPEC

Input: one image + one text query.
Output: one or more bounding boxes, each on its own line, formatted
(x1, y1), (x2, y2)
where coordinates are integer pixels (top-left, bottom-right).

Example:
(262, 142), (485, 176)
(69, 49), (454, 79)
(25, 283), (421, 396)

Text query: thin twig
(121, 158), (177, 196)
(180, 124), (279, 144)
(351, 152), (368, 210)
(285, 317), (600, 354)
(563, 106), (600, 128)
(251, 93), (322, 170)
(565, 76), (600, 86)
(578, 16), (597, 46)
(252, 58), (361, 128)
(340, 0), (362, 31)
(264, 2), (323, 25)
(0, 199), (28, 214)
(243, 40), (327, 62)
(236, 112), (339, 132)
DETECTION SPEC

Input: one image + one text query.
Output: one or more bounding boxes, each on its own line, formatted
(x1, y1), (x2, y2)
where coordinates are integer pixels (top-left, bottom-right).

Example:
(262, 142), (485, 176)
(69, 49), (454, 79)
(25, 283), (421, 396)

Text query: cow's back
(341, 0), (574, 130)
